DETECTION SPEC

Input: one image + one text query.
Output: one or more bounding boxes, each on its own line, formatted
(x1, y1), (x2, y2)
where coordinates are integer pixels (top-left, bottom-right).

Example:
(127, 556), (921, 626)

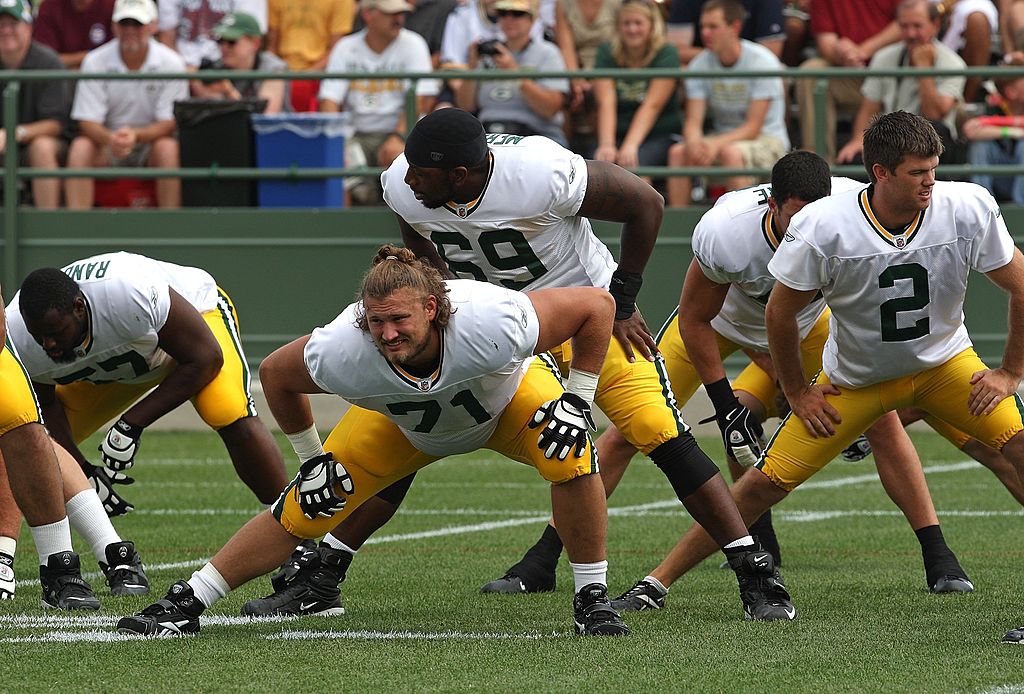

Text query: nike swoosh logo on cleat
(784, 607), (797, 620)
(299, 602), (320, 611)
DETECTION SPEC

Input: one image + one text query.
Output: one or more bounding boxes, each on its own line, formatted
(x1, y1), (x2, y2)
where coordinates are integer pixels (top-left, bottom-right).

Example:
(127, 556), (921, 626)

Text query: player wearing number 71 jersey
(624, 111), (1024, 639)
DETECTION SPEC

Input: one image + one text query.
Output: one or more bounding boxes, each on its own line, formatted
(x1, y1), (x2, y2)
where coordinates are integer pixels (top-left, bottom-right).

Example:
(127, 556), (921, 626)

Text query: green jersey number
(432, 229), (548, 290)
(878, 263), (930, 342)
(387, 388), (493, 433)
(53, 350), (152, 385)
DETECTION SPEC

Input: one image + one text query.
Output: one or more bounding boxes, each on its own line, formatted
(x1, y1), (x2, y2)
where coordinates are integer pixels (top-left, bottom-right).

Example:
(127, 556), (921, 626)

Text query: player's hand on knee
(968, 368), (1019, 416)
(83, 464), (135, 517)
(791, 384), (841, 437)
(529, 392), (596, 460)
(99, 418), (143, 471)
(295, 452), (354, 520)
(612, 311), (657, 363)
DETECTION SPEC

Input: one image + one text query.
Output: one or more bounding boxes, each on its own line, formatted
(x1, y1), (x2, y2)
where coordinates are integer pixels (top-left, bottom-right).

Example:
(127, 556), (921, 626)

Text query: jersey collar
(442, 153), (494, 219)
(385, 329), (445, 392)
(761, 209), (783, 250)
(858, 187), (925, 249)
(73, 294), (95, 359)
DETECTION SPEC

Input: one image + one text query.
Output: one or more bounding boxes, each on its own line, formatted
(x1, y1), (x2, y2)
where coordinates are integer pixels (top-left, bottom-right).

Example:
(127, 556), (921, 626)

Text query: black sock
(915, 525), (965, 584)
(512, 524), (562, 575)
(749, 510), (782, 567)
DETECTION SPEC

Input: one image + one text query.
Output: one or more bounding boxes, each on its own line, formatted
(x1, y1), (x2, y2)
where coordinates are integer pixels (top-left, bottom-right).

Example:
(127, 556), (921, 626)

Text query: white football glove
(529, 392), (596, 461)
(99, 418), (144, 471)
(83, 464), (135, 517)
(294, 452), (354, 520)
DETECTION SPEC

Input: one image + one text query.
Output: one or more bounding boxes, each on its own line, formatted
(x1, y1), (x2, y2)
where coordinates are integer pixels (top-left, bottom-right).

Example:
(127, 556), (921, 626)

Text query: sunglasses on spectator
(497, 10), (531, 18)
(116, 19), (144, 27)
(217, 38), (238, 46)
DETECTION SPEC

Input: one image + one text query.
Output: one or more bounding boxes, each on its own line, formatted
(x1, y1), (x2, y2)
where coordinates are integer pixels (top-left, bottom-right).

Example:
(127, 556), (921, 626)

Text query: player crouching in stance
(117, 246), (630, 637)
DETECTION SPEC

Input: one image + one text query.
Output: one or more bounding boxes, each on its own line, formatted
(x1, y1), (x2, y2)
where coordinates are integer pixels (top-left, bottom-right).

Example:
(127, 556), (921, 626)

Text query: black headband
(405, 108), (488, 169)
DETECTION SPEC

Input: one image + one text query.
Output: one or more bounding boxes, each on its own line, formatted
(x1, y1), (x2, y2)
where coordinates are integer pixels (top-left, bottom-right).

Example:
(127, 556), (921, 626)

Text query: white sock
(643, 575), (668, 594)
(322, 534), (358, 555)
(569, 560), (608, 593)
(187, 563), (230, 608)
(724, 535), (755, 550)
(27, 520), (73, 565)
(0, 536), (15, 558)
(65, 490), (121, 560)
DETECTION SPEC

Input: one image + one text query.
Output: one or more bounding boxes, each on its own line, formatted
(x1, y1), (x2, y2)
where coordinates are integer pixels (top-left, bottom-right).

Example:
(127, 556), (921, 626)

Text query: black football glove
(529, 392), (596, 460)
(841, 434), (872, 462)
(83, 464), (135, 517)
(702, 378), (765, 467)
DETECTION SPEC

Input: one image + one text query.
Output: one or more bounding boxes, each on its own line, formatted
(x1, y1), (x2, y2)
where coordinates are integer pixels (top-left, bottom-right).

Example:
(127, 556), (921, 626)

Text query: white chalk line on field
(975, 685), (1024, 694)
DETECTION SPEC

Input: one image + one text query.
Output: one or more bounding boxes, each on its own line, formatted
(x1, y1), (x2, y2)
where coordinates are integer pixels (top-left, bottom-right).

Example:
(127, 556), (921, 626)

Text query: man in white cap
(66, 0), (187, 209)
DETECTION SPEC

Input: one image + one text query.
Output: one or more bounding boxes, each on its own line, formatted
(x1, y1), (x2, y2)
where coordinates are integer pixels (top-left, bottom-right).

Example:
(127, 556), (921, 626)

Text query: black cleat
(40, 552), (100, 611)
(930, 575), (975, 593)
(573, 583), (630, 636)
(241, 545), (346, 617)
(925, 551), (973, 594)
(480, 569), (555, 594)
(611, 578), (667, 612)
(1002, 626), (1024, 644)
(117, 581), (204, 637)
(100, 541), (150, 596)
(270, 539), (319, 593)
(727, 548), (797, 621)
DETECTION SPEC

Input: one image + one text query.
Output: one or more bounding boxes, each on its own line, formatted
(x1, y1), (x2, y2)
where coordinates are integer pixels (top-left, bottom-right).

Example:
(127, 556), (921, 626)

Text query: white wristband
(565, 368), (600, 404)
(286, 424), (325, 462)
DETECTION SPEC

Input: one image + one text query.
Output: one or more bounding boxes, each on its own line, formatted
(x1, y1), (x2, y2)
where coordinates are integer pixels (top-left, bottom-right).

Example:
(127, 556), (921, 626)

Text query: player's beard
(418, 180), (458, 209)
(376, 330), (433, 368)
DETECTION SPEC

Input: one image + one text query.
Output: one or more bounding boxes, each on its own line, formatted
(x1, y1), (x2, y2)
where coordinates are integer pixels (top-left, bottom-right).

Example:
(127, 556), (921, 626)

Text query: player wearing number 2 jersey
(614, 112), (1024, 641)
(5, 252), (288, 516)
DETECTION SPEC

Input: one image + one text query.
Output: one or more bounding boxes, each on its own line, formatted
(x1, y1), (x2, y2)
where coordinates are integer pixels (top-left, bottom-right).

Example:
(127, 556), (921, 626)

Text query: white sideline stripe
(0, 614), (302, 628)
(976, 685), (1024, 694)
(267, 629), (560, 641)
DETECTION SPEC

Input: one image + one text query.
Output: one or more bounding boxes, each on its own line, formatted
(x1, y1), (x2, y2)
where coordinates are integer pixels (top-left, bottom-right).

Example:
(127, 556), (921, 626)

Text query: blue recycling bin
(252, 113), (347, 208)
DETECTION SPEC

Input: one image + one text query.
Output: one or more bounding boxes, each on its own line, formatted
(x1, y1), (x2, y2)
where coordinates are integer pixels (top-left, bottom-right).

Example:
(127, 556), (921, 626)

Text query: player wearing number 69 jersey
(629, 111), (1024, 639)
(4, 252), (288, 518)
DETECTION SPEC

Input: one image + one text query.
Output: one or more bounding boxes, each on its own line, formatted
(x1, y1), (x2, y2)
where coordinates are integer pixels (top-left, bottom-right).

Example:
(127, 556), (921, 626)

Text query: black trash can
(174, 98), (267, 207)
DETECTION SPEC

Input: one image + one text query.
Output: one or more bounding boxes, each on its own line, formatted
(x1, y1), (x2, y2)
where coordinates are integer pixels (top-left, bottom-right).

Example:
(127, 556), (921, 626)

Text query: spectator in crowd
(157, 0), (266, 69)
(667, 0), (784, 65)
(554, 0), (619, 152)
(319, 0), (440, 204)
(837, 0), (965, 164)
(65, 0), (188, 209)
(795, 0), (901, 159)
(33, 0), (115, 69)
(454, 0), (570, 145)
(936, 0), (997, 102)
(1000, 0), (1024, 56)
(268, 0), (355, 111)
(193, 11), (288, 113)
(0, 0), (68, 209)
(592, 0), (682, 180)
(780, 0), (811, 67)
(352, 0), (458, 66)
(666, 0), (789, 206)
(961, 71), (1024, 204)
(439, 0), (546, 68)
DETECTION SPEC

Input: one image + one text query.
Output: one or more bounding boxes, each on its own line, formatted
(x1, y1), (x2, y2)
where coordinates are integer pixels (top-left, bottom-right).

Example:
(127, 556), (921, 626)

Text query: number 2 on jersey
(878, 263), (930, 342)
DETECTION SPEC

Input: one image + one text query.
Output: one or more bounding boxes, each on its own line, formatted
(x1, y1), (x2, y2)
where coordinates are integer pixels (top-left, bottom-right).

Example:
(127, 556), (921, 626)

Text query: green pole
(3, 80), (19, 294)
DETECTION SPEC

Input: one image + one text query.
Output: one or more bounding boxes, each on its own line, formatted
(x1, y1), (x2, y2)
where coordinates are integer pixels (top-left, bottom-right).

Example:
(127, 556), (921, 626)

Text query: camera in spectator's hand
(477, 39), (503, 57)
(198, 57), (227, 84)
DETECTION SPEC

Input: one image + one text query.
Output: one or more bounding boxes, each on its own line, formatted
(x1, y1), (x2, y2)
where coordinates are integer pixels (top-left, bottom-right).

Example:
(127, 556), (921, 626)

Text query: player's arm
(122, 289), (223, 428)
(765, 281), (840, 437)
(577, 159), (665, 362)
(397, 214), (454, 278)
(680, 260), (765, 466)
(32, 381), (89, 467)
(260, 336), (352, 519)
(970, 247), (1024, 415)
(527, 286), (615, 460)
(0, 296), (5, 347)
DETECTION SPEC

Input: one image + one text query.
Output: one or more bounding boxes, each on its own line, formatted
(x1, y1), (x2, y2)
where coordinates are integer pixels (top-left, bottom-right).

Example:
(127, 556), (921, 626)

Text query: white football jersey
(382, 135), (617, 291)
(8, 252), (219, 386)
(768, 181), (1016, 387)
(692, 177), (864, 351)
(304, 280), (541, 456)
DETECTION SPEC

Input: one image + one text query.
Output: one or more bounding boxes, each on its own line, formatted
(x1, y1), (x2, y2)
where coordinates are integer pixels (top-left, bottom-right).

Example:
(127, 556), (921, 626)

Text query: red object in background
(289, 80), (321, 112)
(93, 178), (157, 208)
(973, 115), (1024, 128)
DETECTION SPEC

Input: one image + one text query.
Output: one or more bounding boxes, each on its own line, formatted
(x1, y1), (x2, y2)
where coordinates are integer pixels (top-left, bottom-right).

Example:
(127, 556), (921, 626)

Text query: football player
(247, 107), (792, 623)
(118, 245), (629, 636)
(610, 111), (1024, 641)
(611, 151), (973, 613)
(6, 252), (289, 516)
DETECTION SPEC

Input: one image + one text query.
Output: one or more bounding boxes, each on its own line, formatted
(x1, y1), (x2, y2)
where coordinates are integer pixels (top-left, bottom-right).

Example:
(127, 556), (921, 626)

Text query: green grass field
(1, 430), (1022, 693)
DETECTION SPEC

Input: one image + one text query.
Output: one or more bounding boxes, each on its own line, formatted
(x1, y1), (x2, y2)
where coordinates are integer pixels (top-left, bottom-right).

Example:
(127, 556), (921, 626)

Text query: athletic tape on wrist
(565, 368), (600, 404)
(286, 424), (325, 462)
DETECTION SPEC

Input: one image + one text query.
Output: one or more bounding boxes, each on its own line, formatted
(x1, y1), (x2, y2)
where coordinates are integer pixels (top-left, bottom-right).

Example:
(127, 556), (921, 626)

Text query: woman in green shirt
(592, 0), (682, 179)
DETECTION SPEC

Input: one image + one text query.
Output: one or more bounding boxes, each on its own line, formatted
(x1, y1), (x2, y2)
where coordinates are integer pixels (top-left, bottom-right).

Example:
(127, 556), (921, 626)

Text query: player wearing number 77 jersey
(625, 111), (1024, 639)
(5, 252), (288, 518)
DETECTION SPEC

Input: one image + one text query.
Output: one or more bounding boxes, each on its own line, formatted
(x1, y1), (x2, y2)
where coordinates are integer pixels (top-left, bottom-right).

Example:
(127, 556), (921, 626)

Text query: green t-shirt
(594, 42), (682, 141)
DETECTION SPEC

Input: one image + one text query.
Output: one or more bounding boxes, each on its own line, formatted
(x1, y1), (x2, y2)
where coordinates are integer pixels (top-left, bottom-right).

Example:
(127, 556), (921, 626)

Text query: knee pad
(649, 432), (721, 500)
